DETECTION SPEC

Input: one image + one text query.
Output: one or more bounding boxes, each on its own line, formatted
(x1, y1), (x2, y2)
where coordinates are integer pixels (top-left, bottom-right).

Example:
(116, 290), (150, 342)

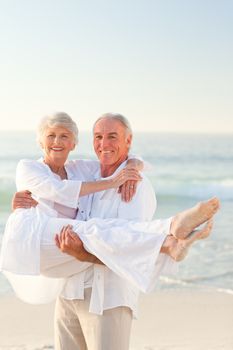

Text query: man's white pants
(55, 288), (133, 350)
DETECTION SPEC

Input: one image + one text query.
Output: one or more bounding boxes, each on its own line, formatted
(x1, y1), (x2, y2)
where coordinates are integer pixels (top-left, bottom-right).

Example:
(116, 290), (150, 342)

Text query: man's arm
(56, 175), (155, 264)
(12, 190), (38, 210)
(55, 225), (104, 265)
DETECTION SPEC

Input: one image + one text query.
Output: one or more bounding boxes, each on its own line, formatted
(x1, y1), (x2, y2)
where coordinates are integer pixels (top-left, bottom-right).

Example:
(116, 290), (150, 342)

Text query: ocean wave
(0, 177), (15, 211)
(1, 176), (233, 203)
(175, 271), (233, 283)
(159, 272), (233, 295)
(0, 176), (15, 187)
(155, 181), (233, 200)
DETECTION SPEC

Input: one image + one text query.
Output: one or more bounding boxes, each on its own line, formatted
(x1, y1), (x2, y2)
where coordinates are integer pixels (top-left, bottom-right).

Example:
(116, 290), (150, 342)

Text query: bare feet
(170, 197), (219, 240)
(164, 220), (213, 261)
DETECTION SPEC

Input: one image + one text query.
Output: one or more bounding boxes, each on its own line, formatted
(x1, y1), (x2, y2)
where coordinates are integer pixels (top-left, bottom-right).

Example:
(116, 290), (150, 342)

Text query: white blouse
(0, 158), (176, 310)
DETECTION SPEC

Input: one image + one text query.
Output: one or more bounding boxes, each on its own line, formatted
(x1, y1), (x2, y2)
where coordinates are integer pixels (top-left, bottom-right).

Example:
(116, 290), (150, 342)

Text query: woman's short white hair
(37, 112), (79, 144)
(93, 113), (132, 135)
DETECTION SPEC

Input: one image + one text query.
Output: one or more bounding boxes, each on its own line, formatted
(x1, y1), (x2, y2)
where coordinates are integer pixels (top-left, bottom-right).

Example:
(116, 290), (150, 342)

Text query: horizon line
(0, 129), (233, 135)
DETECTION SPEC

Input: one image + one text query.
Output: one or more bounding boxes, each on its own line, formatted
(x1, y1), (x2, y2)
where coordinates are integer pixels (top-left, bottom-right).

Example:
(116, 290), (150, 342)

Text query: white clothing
(53, 202), (77, 219)
(0, 158), (97, 275)
(0, 158), (98, 303)
(55, 289), (132, 350)
(0, 158), (176, 310)
(61, 162), (176, 317)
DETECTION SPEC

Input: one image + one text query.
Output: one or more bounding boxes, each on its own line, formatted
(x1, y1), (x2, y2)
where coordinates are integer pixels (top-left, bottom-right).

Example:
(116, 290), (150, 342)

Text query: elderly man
(53, 113), (178, 350)
(11, 113), (217, 350)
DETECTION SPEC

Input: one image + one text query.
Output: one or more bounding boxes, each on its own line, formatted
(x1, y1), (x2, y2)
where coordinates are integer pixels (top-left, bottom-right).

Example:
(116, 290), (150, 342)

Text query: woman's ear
(71, 141), (77, 151)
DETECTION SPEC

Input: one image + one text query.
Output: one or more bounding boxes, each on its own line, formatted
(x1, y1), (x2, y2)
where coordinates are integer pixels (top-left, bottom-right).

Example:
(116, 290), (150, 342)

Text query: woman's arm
(126, 157), (144, 171)
(16, 160), (82, 208)
(15, 159), (142, 208)
(79, 167), (142, 196)
(77, 157), (144, 199)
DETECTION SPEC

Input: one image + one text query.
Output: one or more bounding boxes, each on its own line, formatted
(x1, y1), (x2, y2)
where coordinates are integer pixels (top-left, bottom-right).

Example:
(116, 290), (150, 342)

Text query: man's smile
(50, 147), (64, 152)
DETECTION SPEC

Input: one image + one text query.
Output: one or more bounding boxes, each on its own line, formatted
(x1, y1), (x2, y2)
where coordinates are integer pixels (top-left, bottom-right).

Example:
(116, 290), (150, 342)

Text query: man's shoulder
(117, 173), (156, 220)
(137, 173), (154, 194)
(124, 173), (156, 205)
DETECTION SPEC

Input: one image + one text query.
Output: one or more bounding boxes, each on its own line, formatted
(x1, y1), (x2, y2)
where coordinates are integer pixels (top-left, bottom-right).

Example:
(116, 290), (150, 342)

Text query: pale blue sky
(0, 0), (232, 132)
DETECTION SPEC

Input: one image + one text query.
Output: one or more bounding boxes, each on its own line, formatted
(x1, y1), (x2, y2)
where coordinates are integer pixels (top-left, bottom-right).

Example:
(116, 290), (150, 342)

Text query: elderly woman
(0, 113), (219, 303)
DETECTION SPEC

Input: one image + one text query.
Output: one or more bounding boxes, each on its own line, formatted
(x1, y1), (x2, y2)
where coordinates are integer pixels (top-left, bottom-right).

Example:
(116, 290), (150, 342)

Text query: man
(12, 113), (217, 350)
(53, 113), (197, 350)
(52, 114), (161, 349)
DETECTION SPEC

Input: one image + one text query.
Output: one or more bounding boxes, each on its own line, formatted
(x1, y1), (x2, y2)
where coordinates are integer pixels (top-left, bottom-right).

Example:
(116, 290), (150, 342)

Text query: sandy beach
(0, 290), (232, 350)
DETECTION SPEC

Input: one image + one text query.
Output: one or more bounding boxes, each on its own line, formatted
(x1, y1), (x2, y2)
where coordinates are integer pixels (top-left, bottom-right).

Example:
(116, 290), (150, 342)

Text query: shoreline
(0, 290), (232, 350)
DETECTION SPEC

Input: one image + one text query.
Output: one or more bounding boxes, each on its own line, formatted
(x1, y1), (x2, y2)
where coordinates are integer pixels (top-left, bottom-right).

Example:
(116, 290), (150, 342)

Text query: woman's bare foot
(164, 220), (213, 261)
(170, 197), (219, 239)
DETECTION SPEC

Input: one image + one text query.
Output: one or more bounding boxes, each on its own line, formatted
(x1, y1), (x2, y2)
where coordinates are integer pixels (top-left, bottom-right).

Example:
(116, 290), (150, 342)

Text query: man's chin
(99, 156), (116, 165)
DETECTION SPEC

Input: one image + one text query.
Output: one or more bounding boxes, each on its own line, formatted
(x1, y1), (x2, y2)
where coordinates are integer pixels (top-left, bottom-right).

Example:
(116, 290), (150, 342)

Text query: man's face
(93, 118), (132, 169)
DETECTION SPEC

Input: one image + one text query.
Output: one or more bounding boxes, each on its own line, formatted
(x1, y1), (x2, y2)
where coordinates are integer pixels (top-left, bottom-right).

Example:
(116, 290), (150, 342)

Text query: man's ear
(126, 134), (133, 148)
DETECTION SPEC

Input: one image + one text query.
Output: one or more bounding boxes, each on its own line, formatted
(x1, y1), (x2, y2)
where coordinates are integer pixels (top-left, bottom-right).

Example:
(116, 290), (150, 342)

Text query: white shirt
(0, 158), (98, 274)
(0, 158), (176, 311)
(61, 161), (176, 317)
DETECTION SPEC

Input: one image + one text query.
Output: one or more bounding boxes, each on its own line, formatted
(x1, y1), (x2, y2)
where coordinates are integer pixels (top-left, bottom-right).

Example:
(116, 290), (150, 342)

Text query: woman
(0, 112), (219, 302)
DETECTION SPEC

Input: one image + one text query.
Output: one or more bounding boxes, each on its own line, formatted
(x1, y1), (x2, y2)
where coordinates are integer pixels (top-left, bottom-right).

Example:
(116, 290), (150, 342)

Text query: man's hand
(55, 225), (103, 264)
(12, 190), (38, 210)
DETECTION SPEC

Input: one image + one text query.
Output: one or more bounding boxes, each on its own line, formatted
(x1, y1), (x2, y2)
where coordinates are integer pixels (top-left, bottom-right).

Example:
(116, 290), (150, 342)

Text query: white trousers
(54, 288), (133, 350)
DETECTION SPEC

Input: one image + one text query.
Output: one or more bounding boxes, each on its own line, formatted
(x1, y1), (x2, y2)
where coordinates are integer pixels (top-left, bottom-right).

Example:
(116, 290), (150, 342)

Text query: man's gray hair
(93, 113), (132, 135)
(37, 112), (79, 144)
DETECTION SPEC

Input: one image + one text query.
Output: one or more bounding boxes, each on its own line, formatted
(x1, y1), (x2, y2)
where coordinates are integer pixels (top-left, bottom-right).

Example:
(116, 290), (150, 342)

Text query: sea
(0, 131), (233, 297)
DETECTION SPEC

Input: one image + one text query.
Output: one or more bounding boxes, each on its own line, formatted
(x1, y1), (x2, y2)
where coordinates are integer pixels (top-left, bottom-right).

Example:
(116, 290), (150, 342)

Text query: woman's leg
(40, 216), (169, 288)
(39, 198), (219, 288)
(40, 218), (92, 278)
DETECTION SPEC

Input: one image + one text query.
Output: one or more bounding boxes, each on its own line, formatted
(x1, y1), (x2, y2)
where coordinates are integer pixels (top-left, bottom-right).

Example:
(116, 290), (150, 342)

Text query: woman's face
(40, 126), (76, 165)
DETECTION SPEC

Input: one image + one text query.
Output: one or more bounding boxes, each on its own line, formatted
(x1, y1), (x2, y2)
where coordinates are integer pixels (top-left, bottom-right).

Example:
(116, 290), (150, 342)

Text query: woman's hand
(118, 179), (138, 202)
(126, 158), (144, 171)
(113, 162), (143, 202)
(111, 168), (142, 189)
